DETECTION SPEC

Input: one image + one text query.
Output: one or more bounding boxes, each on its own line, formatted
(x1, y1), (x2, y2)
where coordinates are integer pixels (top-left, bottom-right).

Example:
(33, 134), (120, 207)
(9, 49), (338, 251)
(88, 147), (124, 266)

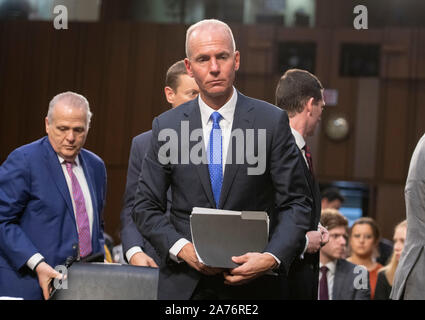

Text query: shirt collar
(320, 260), (336, 275)
(57, 154), (81, 167)
(290, 127), (306, 151)
(199, 86), (237, 127)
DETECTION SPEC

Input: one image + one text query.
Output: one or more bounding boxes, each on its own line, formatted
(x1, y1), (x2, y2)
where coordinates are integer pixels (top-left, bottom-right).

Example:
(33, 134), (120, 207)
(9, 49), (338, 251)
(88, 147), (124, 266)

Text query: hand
(306, 230), (322, 253)
(35, 261), (63, 300)
(177, 243), (223, 276)
(129, 252), (159, 268)
(319, 225), (329, 246)
(223, 252), (277, 286)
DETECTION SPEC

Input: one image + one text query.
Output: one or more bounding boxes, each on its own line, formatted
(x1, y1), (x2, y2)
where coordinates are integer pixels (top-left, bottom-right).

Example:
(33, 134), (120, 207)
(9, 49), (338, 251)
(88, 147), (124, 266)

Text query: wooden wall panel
(381, 29), (414, 79)
(76, 22), (108, 154)
(417, 30), (425, 79)
(23, 22), (55, 145)
(353, 79), (380, 180)
(127, 23), (160, 140)
(378, 80), (410, 182)
(0, 22), (28, 160)
(375, 184), (406, 239)
(101, 22), (133, 166)
(153, 23), (187, 116)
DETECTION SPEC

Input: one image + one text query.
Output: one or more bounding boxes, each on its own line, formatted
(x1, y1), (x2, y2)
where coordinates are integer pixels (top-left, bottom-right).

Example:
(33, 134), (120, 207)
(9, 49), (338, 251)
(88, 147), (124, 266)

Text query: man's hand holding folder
(223, 252), (278, 285)
(186, 207), (277, 285)
(177, 243), (225, 276)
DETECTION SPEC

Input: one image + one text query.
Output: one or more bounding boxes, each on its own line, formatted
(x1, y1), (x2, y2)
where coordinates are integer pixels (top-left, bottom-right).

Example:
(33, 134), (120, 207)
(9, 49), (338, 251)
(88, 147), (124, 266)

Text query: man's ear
(164, 86), (175, 105)
(45, 117), (50, 134)
(306, 97), (315, 115)
(234, 50), (240, 71)
(184, 58), (193, 77)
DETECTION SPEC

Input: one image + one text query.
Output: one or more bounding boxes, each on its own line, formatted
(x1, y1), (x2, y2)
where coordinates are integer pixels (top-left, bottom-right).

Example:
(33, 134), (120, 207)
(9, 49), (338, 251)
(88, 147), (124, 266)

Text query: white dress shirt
(26, 154), (93, 270)
(290, 127), (308, 167)
(169, 88), (280, 268)
(319, 260), (336, 300)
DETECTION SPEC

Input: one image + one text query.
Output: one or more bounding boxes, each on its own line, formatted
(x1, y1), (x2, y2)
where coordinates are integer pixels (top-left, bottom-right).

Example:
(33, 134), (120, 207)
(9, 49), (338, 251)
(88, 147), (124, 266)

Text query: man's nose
(209, 58), (220, 74)
(66, 130), (75, 141)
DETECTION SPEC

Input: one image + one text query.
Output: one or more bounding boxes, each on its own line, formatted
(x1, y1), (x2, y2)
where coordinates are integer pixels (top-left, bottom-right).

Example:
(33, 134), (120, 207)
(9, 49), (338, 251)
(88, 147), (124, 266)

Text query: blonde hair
(379, 220), (407, 285)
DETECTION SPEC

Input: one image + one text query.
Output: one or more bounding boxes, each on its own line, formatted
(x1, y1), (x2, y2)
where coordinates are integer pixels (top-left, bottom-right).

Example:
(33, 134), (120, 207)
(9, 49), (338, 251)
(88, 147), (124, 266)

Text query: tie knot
(320, 266), (328, 274)
(65, 161), (74, 170)
(303, 144), (310, 153)
(210, 112), (222, 125)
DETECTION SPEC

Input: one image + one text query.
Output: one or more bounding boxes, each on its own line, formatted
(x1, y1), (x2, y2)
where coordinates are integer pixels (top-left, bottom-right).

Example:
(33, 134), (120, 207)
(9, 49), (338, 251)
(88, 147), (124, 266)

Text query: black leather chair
(50, 262), (158, 300)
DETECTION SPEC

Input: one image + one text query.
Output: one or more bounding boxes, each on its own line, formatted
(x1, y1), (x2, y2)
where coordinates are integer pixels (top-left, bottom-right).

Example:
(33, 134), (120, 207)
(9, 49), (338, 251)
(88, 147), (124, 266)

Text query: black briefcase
(50, 262), (158, 300)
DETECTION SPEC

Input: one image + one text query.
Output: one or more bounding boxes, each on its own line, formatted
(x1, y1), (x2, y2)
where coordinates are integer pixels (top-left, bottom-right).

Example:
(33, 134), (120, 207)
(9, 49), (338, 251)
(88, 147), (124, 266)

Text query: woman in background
(347, 217), (383, 299)
(374, 220), (407, 300)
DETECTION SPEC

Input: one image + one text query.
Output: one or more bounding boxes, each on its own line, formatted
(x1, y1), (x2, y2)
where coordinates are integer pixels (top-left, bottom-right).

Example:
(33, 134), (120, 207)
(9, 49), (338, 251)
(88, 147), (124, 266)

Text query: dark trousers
(191, 273), (288, 300)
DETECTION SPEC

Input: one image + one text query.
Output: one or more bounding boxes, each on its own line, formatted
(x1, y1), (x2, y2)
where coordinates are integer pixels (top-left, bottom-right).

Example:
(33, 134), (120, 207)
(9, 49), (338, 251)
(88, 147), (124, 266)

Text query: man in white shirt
(275, 68), (328, 299)
(132, 19), (312, 299)
(0, 92), (107, 299)
(319, 209), (370, 300)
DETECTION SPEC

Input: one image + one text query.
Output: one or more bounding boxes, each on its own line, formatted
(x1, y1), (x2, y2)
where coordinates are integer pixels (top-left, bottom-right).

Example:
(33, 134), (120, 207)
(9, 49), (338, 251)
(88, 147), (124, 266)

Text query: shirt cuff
(300, 235), (309, 259)
(27, 253), (45, 271)
(125, 246), (144, 263)
(169, 238), (190, 263)
(263, 252), (281, 267)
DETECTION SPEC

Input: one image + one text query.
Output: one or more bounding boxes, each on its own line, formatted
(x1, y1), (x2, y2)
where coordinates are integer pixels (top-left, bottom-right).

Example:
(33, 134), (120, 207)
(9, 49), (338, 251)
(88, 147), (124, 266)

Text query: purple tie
(319, 266), (329, 300)
(65, 161), (92, 258)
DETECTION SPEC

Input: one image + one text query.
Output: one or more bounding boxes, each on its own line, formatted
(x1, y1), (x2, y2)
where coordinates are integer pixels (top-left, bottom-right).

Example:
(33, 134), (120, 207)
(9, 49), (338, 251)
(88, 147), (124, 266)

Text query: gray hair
(185, 19), (236, 58)
(47, 91), (92, 127)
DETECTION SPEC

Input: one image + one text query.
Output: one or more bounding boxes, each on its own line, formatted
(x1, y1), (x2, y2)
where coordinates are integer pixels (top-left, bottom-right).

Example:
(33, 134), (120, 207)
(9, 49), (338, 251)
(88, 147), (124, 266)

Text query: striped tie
(65, 161), (92, 258)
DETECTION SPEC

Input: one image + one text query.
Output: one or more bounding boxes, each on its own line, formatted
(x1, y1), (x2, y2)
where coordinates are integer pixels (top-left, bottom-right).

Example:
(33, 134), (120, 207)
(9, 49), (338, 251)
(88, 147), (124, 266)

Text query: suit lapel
(333, 259), (344, 300)
(42, 137), (75, 224)
(185, 101), (216, 208)
(298, 150), (321, 229)
(218, 93), (255, 208)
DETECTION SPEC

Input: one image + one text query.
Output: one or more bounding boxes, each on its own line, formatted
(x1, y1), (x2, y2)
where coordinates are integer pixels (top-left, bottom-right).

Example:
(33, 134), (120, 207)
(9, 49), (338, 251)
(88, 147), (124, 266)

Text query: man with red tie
(275, 68), (328, 299)
(319, 209), (370, 300)
(0, 92), (107, 299)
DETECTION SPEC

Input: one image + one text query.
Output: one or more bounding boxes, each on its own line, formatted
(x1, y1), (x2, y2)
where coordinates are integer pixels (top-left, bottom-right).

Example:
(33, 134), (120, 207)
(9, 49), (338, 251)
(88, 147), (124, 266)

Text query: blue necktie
(208, 112), (223, 208)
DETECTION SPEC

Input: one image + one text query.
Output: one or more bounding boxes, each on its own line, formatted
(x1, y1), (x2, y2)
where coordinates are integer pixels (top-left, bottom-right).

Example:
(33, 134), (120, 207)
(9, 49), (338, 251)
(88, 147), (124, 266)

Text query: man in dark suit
(120, 60), (199, 267)
(0, 92), (107, 300)
(319, 209), (370, 300)
(132, 19), (312, 300)
(275, 68), (329, 299)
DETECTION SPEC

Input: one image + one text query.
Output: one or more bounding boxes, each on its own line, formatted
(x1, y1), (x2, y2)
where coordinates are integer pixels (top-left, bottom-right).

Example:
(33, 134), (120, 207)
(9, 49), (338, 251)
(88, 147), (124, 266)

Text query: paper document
(190, 207), (269, 268)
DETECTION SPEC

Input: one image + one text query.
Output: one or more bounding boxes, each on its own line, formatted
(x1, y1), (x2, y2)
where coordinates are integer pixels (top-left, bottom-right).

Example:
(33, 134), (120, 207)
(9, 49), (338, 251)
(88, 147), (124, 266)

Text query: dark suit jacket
(333, 259), (371, 300)
(132, 91), (313, 300)
(288, 148), (321, 299)
(120, 130), (171, 265)
(0, 136), (106, 299)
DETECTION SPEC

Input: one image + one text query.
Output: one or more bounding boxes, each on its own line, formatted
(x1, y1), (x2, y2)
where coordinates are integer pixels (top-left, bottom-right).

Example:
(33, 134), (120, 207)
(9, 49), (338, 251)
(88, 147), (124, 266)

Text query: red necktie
(303, 144), (314, 176)
(65, 161), (92, 258)
(319, 266), (329, 300)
